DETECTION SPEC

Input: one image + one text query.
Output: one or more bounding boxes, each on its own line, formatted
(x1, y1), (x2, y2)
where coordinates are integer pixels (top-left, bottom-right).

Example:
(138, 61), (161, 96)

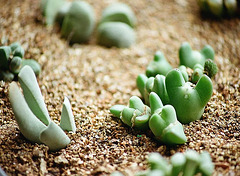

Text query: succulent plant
(9, 66), (75, 151)
(97, 22), (135, 48)
(137, 74), (170, 105)
(99, 2), (136, 28)
(204, 59), (218, 78)
(191, 64), (204, 84)
(0, 42), (41, 81)
(166, 69), (213, 124)
(40, 0), (66, 25)
(55, 1), (72, 26)
(179, 42), (214, 69)
(149, 93), (187, 144)
(110, 92), (187, 145)
(110, 96), (151, 130)
(61, 0), (95, 44)
(60, 97), (76, 133)
(146, 51), (172, 77)
(197, 0), (238, 17)
(134, 150), (214, 176)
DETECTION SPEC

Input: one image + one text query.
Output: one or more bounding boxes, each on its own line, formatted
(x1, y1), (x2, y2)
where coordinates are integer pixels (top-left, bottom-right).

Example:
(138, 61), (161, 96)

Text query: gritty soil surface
(0, 0), (240, 175)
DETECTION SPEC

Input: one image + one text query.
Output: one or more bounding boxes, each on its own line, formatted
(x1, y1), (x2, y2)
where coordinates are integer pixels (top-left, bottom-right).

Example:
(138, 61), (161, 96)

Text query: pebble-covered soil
(0, 0), (240, 175)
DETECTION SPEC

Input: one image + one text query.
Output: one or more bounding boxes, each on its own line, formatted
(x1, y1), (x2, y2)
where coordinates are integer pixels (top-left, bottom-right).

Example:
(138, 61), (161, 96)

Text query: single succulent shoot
(60, 97), (76, 132)
(148, 152), (171, 175)
(178, 65), (189, 82)
(198, 151), (214, 176)
(13, 45), (25, 58)
(149, 91), (163, 114)
(143, 77), (154, 105)
(110, 105), (126, 118)
(200, 45), (215, 61)
(207, 0), (224, 17)
(97, 22), (135, 48)
(146, 51), (173, 77)
(9, 56), (22, 72)
(224, 0), (238, 16)
(56, 1), (72, 26)
(100, 2), (136, 28)
(179, 42), (215, 69)
(10, 42), (21, 53)
(191, 64), (204, 83)
(110, 96), (151, 129)
(41, 0), (66, 25)
(170, 153), (186, 176)
(204, 59), (218, 78)
(182, 150), (200, 176)
(0, 70), (14, 82)
(136, 74), (148, 98)
(40, 121), (70, 151)
(61, 0), (95, 44)
(0, 46), (11, 69)
(149, 93), (187, 145)
(18, 66), (51, 125)
(9, 82), (47, 143)
(166, 69), (213, 124)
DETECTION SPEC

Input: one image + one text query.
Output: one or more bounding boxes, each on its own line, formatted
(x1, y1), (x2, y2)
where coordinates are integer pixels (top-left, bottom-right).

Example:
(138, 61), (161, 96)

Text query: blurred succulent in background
(61, 0), (95, 44)
(197, 0), (238, 17)
(9, 66), (76, 151)
(97, 2), (136, 48)
(134, 150), (214, 176)
(0, 41), (41, 82)
(179, 42), (215, 69)
(41, 0), (95, 44)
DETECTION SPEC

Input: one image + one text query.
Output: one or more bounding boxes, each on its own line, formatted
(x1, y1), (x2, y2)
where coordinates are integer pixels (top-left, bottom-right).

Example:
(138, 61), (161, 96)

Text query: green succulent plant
(133, 150), (214, 176)
(110, 92), (187, 145)
(100, 2), (137, 28)
(191, 64), (204, 84)
(149, 93), (187, 145)
(110, 96), (151, 129)
(40, 0), (65, 25)
(0, 42), (41, 82)
(204, 59), (218, 78)
(179, 42), (214, 69)
(146, 51), (173, 77)
(166, 69), (213, 124)
(97, 22), (135, 48)
(197, 0), (238, 17)
(61, 0), (95, 44)
(9, 66), (75, 151)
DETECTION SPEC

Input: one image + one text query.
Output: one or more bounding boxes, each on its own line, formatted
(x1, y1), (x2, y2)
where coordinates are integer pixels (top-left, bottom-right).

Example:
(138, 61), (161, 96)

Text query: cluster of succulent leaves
(137, 42), (218, 124)
(197, 0), (239, 17)
(136, 150), (214, 176)
(0, 42), (41, 82)
(97, 3), (136, 48)
(41, 0), (95, 44)
(41, 0), (136, 48)
(9, 66), (76, 151)
(110, 92), (187, 145)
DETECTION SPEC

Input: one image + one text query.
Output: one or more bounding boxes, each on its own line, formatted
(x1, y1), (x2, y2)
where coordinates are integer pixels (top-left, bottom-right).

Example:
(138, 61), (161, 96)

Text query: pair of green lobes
(137, 69), (213, 124)
(110, 92), (187, 145)
(41, 0), (136, 48)
(9, 66), (76, 151)
(197, 0), (238, 17)
(41, 0), (95, 44)
(97, 3), (136, 48)
(0, 42), (41, 82)
(136, 150), (213, 176)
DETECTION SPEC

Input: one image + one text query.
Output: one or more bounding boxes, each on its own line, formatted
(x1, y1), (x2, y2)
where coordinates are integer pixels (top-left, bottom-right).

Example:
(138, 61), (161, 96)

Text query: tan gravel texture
(0, 0), (239, 175)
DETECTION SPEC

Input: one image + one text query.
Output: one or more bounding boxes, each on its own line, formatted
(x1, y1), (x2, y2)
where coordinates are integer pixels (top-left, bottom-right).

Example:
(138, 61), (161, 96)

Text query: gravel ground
(0, 0), (239, 175)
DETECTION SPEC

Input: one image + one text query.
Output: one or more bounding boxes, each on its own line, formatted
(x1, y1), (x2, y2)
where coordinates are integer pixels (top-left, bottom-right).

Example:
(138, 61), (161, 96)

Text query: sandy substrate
(0, 0), (239, 175)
